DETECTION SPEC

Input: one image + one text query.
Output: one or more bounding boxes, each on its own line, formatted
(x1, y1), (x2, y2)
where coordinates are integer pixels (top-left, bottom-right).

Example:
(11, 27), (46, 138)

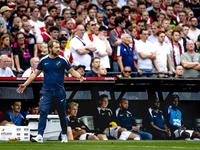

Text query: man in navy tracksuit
(116, 98), (152, 140)
(17, 39), (83, 143)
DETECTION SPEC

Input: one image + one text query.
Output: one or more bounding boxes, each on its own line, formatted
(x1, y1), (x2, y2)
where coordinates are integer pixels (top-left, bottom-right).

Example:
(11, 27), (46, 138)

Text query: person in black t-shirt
(22, 21), (37, 57)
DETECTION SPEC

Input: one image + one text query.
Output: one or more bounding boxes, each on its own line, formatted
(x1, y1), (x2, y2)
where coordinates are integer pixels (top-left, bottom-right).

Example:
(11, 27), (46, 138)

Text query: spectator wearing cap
(75, 64), (85, 76)
(10, 26), (19, 45)
(38, 5), (47, 23)
(7, 2), (17, 27)
(0, 6), (13, 31)
(85, 57), (100, 77)
(59, 37), (73, 63)
(55, 15), (69, 35)
(44, 26), (59, 43)
(48, 6), (57, 20)
(28, 7), (44, 31)
(94, 26), (112, 69)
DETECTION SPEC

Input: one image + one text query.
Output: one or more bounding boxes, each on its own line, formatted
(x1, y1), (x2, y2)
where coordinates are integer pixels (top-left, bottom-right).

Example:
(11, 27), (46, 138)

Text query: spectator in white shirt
(148, 22), (159, 43)
(152, 31), (173, 77)
(0, 55), (15, 77)
(135, 29), (156, 77)
(22, 57), (44, 77)
(187, 17), (200, 43)
(70, 24), (97, 70)
(94, 26), (112, 69)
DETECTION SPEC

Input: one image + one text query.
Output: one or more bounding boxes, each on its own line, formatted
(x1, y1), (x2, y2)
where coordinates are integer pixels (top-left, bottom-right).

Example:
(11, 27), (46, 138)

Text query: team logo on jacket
(77, 119), (80, 123)
(56, 61), (61, 65)
(176, 113), (178, 116)
(40, 96), (43, 101)
(127, 114), (129, 117)
(108, 112), (111, 116)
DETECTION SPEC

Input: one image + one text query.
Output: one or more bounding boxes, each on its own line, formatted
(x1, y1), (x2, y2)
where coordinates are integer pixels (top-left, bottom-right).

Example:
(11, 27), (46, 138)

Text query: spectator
(194, 35), (200, 52)
(174, 26), (187, 53)
(174, 65), (183, 78)
(164, 26), (173, 44)
(129, 8), (137, 23)
(152, 31), (173, 77)
(1, 100), (26, 126)
(38, 5), (47, 23)
(160, 0), (170, 14)
(103, 3), (113, 25)
(73, 4), (84, 20)
(38, 42), (48, 59)
(17, 5), (26, 17)
(85, 57), (100, 77)
(83, 20), (98, 44)
(0, 34), (15, 70)
(165, 5), (178, 30)
(117, 66), (132, 78)
(116, 98), (152, 140)
(113, 7), (122, 17)
(142, 11), (153, 26)
(13, 32), (31, 73)
(55, 15), (69, 36)
(28, 7), (44, 30)
(166, 95), (200, 140)
(22, 57), (44, 77)
(148, 22), (159, 43)
(94, 26), (112, 69)
(149, 0), (160, 22)
(36, 21), (54, 47)
(44, 26), (59, 44)
(121, 6), (131, 28)
(75, 64), (85, 76)
(172, 2), (180, 22)
(94, 94), (140, 140)
(70, 24), (97, 71)
(59, 30), (70, 41)
(188, 17), (200, 43)
(136, 2), (146, 22)
(61, 0), (70, 14)
(190, 0), (200, 18)
(179, 11), (187, 24)
(59, 37), (73, 63)
(0, 17), (7, 35)
(22, 21), (38, 57)
(117, 33), (141, 74)
(97, 0), (105, 13)
(25, 7), (32, 19)
(156, 12), (166, 27)
(135, 20), (145, 40)
(28, 103), (39, 115)
(109, 16), (132, 72)
(69, 0), (76, 17)
(97, 65), (107, 77)
(135, 29), (156, 77)
(48, 6), (57, 20)
(0, 55), (15, 77)
(160, 18), (170, 32)
(96, 12), (104, 27)
(0, 6), (13, 31)
(182, 24), (190, 41)
(147, 98), (171, 139)
(106, 13), (116, 39)
(180, 40), (200, 78)
(13, 17), (22, 29)
(10, 26), (19, 45)
(65, 18), (73, 37)
(54, 3), (62, 16)
(169, 30), (183, 72)
(67, 102), (107, 140)
(85, 7), (96, 23)
(127, 0), (134, 9)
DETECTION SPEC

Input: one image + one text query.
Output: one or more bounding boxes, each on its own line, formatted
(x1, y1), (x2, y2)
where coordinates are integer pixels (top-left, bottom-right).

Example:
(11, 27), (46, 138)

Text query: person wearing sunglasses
(117, 66), (132, 78)
(103, 3), (113, 25)
(180, 40), (200, 78)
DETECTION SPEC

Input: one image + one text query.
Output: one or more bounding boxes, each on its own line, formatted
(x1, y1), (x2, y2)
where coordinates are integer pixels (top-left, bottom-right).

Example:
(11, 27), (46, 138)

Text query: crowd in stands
(0, 0), (199, 78)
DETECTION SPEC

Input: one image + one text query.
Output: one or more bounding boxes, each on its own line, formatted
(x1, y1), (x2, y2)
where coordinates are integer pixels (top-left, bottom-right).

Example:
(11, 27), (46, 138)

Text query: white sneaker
(31, 134), (43, 143)
(61, 134), (68, 143)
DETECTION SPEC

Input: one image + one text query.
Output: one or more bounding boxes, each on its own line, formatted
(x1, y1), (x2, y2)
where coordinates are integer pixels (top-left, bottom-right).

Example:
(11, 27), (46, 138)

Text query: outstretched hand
(16, 84), (27, 93)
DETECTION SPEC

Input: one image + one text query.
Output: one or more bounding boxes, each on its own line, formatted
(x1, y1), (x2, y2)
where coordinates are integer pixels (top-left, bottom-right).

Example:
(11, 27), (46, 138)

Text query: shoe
(61, 134), (68, 143)
(31, 134), (43, 143)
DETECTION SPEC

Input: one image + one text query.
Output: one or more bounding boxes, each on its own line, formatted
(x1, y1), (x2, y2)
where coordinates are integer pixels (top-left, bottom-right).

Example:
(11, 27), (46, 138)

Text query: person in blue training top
(165, 94), (200, 140)
(116, 98), (152, 140)
(1, 100), (26, 126)
(116, 33), (142, 74)
(147, 98), (171, 140)
(17, 39), (84, 143)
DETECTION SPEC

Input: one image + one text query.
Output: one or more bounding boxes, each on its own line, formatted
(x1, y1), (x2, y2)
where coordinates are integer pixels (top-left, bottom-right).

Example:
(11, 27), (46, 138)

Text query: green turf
(1, 140), (200, 150)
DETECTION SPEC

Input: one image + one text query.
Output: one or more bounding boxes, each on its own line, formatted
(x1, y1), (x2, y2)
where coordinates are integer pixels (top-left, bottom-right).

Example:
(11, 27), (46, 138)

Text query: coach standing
(17, 39), (83, 143)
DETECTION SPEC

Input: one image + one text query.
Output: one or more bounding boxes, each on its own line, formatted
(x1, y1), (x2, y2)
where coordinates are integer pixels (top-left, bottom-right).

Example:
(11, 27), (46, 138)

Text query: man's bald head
(186, 40), (195, 51)
(121, 33), (131, 45)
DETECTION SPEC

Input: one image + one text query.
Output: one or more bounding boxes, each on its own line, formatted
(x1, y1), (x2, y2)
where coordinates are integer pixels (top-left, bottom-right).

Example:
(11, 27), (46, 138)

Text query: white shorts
(174, 129), (194, 138)
(103, 127), (120, 139)
(78, 133), (95, 140)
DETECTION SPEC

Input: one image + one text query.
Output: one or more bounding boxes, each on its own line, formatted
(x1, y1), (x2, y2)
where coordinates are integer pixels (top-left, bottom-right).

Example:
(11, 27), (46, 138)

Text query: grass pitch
(1, 140), (200, 150)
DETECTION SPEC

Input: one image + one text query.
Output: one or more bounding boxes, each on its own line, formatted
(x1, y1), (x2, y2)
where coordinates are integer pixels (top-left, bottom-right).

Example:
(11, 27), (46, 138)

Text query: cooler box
(0, 126), (30, 141)
(26, 115), (61, 141)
